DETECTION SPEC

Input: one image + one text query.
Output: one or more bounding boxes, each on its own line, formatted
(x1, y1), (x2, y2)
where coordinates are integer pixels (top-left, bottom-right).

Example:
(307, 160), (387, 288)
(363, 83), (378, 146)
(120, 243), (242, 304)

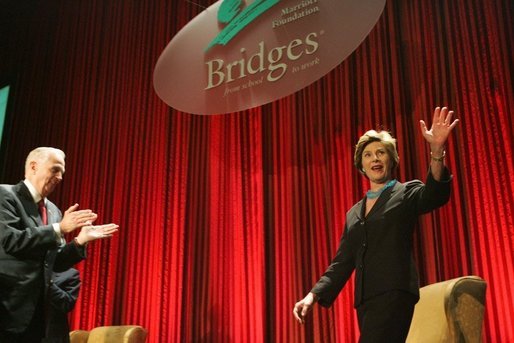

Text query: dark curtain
(0, 0), (513, 341)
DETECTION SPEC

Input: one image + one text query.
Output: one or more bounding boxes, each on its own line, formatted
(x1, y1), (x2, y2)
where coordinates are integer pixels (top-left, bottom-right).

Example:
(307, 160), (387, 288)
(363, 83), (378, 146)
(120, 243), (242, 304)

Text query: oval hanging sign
(153, 0), (386, 114)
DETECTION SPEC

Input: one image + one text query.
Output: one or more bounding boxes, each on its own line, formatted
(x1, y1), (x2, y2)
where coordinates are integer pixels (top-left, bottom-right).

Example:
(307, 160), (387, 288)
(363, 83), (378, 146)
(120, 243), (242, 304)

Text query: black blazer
(312, 170), (452, 308)
(0, 182), (85, 334)
(44, 268), (81, 343)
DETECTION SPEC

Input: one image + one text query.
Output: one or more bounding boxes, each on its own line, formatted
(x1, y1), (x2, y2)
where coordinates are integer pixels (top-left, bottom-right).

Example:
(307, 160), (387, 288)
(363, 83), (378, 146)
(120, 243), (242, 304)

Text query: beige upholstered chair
(69, 329), (90, 343)
(70, 325), (147, 343)
(406, 275), (487, 343)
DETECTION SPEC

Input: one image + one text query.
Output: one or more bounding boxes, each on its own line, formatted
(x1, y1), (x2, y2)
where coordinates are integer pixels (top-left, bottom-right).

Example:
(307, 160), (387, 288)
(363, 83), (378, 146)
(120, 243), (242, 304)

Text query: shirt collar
(23, 179), (44, 204)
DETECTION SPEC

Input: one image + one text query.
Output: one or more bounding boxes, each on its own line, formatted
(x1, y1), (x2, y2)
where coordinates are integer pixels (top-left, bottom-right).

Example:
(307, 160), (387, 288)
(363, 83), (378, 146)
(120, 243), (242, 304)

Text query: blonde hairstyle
(354, 130), (399, 175)
(25, 147), (65, 173)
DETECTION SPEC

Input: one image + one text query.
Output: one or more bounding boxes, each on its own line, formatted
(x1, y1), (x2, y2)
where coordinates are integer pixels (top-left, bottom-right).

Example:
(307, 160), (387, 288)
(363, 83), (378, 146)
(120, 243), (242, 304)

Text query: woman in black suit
(293, 107), (459, 342)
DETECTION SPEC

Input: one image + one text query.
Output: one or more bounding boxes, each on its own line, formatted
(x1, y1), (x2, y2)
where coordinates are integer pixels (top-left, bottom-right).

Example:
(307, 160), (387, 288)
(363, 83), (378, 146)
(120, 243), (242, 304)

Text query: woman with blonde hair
(293, 107), (459, 342)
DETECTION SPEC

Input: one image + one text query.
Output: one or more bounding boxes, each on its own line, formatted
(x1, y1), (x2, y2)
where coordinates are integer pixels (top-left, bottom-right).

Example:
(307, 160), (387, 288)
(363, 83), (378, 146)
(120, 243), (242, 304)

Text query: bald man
(0, 147), (118, 342)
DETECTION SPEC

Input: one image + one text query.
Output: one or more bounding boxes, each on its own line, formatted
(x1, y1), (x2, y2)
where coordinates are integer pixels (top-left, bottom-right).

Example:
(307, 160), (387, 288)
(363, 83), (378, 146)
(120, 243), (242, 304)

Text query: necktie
(38, 200), (48, 225)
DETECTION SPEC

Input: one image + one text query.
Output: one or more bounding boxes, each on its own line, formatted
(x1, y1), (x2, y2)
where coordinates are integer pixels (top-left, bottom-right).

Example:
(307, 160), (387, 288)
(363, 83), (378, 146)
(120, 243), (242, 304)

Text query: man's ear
(29, 160), (38, 174)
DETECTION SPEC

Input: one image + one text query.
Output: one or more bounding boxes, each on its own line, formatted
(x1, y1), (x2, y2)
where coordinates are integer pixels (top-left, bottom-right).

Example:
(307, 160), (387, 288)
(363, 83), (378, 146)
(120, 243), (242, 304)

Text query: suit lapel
(14, 181), (42, 226)
(354, 198), (366, 222)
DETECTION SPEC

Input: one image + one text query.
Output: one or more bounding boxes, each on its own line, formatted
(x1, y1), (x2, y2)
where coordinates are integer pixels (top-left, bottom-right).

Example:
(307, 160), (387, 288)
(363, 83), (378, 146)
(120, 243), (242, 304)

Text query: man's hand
(60, 204), (98, 233)
(293, 292), (318, 324)
(75, 223), (119, 245)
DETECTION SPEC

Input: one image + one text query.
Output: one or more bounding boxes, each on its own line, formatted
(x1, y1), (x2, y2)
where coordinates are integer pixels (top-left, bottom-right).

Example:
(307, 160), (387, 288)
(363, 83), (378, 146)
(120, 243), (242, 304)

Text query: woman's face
(361, 141), (392, 184)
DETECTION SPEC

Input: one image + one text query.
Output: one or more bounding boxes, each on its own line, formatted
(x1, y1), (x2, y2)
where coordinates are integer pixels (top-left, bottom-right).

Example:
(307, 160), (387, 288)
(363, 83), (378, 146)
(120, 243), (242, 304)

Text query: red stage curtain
(0, 0), (513, 341)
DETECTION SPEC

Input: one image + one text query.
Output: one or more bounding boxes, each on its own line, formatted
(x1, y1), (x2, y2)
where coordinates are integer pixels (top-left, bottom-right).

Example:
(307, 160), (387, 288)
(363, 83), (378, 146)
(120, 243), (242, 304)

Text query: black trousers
(357, 290), (417, 343)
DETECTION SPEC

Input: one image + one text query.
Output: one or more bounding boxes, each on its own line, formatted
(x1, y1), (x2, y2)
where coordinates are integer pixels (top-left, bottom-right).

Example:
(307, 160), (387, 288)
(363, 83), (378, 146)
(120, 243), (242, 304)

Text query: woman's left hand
(419, 107), (459, 151)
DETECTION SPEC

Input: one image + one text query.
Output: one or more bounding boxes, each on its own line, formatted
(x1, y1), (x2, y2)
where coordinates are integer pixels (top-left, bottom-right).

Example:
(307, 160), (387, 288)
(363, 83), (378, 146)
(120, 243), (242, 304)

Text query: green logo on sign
(206, 0), (280, 51)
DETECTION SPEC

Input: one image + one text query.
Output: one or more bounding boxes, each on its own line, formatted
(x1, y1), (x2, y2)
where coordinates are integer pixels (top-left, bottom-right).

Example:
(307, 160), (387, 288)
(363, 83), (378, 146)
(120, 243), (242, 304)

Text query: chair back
(70, 325), (148, 343)
(406, 275), (487, 343)
(70, 329), (90, 343)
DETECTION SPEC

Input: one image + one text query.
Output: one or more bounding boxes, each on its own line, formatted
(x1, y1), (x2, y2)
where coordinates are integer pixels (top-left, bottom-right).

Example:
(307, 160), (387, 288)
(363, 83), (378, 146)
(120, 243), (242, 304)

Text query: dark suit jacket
(312, 170), (452, 308)
(0, 181), (86, 334)
(43, 268), (81, 343)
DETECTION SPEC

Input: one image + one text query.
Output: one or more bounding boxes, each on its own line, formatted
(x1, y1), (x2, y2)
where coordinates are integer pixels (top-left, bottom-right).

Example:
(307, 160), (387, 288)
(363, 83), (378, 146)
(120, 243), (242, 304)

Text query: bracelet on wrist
(430, 150), (446, 162)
